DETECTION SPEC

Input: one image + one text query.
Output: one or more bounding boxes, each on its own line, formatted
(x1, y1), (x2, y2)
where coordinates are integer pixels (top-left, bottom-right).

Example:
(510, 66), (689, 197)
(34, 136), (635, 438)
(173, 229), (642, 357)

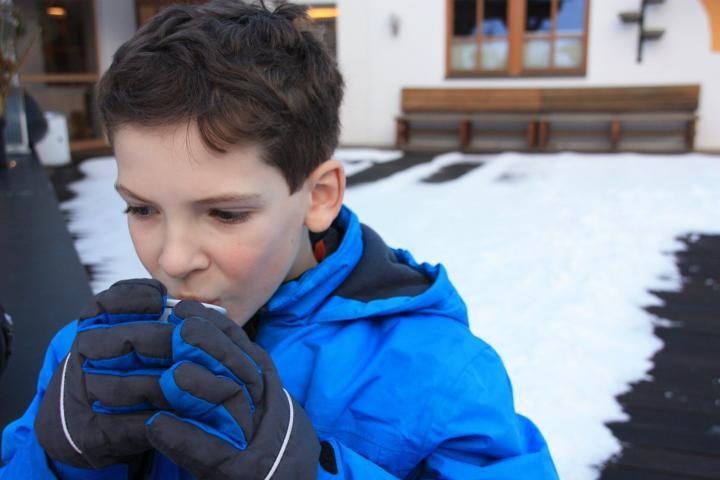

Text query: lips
(175, 294), (219, 305)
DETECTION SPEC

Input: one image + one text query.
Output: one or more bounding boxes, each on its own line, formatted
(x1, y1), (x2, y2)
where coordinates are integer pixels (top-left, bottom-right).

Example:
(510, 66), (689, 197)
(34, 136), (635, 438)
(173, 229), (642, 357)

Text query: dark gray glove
(145, 301), (321, 480)
(35, 279), (174, 469)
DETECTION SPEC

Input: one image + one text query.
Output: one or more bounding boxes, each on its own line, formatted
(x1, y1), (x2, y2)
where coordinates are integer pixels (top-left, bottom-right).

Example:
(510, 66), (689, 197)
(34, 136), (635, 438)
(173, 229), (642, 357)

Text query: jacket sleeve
(0, 322), (130, 480)
(317, 439), (400, 479)
(419, 346), (559, 479)
(317, 345), (558, 480)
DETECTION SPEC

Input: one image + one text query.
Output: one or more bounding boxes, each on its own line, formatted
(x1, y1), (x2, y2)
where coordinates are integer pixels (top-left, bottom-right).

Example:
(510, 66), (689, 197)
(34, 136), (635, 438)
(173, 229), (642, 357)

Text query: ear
(304, 159), (345, 233)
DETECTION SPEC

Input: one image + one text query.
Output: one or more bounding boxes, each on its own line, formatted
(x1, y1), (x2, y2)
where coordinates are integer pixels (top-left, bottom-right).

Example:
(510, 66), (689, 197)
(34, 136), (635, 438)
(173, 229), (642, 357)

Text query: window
(17, 0), (103, 150)
(307, 5), (338, 59)
(447, 0), (589, 77)
(135, 0), (206, 27)
(40, 1), (98, 74)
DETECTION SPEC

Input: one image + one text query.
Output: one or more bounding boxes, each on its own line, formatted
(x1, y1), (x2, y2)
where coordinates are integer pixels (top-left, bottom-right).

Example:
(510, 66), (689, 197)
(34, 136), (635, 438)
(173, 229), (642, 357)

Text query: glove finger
(149, 391), (321, 480)
(77, 322), (174, 365)
(86, 371), (170, 411)
(147, 411), (250, 479)
(173, 316), (264, 404)
(160, 361), (253, 446)
(173, 300), (270, 369)
(84, 412), (155, 465)
(78, 278), (166, 328)
(36, 352), (155, 469)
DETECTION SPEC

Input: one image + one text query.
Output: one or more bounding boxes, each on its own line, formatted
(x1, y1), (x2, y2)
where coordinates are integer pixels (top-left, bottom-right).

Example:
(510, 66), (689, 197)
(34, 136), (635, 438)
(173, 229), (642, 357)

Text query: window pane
(482, 39), (508, 70)
(557, 0), (585, 33)
(451, 39), (478, 70)
(137, 0), (208, 26)
(525, 0), (552, 33)
(554, 37), (583, 67)
(309, 5), (338, 59)
(523, 38), (551, 68)
(483, 0), (508, 36)
(17, 0), (97, 75)
(453, 0), (477, 36)
(40, 0), (98, 73)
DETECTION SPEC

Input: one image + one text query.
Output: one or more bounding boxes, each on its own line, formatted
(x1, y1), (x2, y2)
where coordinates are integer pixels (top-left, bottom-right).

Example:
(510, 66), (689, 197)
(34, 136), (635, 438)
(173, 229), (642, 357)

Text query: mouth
(175, 294), (220, 305)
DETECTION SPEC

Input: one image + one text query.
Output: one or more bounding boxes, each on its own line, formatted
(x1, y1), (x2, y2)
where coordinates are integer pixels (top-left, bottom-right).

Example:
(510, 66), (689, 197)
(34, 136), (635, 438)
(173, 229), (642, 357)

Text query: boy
(1, 1), (558, 478)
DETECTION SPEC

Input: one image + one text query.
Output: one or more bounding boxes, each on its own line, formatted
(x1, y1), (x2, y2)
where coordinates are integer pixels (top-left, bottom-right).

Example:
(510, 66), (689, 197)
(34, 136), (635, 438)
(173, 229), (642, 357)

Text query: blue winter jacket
(1, 206), (558, 479)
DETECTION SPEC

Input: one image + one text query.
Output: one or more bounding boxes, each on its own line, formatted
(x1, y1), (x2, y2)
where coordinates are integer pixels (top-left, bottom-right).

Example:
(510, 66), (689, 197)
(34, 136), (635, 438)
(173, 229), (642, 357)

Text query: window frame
(18, 0), (106, 151)
(445, 0), (591, 78)
(20, 0), (100, 80)
(135, 0), (207, 26)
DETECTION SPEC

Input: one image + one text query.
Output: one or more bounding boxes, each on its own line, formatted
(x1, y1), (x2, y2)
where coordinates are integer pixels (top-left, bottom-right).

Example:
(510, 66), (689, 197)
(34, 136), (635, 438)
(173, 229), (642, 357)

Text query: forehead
(113, 123), (284, 195)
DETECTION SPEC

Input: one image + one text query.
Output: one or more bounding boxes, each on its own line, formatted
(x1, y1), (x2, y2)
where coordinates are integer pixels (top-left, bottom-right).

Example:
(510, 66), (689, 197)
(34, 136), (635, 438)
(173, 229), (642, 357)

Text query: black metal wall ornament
(619, 0), (666, 63)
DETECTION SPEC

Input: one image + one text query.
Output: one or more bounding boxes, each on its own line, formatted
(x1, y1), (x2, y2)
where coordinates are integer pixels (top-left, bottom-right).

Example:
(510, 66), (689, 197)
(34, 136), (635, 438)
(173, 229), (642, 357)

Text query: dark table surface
(0, 154), (92, 447)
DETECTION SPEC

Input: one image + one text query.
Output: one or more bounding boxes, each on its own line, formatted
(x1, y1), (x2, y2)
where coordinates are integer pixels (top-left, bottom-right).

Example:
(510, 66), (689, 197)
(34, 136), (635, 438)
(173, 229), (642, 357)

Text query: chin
(226, 309), (249, 327)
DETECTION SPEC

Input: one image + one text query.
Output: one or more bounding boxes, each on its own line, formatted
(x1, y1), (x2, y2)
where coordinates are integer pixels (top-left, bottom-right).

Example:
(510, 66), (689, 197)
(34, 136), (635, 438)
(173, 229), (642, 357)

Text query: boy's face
(113, 123), (319, 326)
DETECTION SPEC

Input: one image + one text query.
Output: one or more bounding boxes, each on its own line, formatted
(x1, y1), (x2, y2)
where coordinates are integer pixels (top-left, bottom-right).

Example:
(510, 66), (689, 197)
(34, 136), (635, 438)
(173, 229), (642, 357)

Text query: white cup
(159, 298), (228, 322)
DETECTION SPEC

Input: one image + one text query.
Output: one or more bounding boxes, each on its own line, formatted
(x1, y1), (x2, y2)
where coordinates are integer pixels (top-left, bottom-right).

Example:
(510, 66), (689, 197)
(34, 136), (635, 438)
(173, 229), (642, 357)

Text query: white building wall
(337, 0), (720, 150)
(94, 0), (137, 73)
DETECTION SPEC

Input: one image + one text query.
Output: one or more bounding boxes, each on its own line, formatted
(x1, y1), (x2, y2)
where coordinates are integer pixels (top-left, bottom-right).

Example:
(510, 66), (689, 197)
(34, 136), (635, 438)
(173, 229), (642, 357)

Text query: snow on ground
(61, 149), (720, 479)
(61, 157), (148, 284)
(332, 148), (403, 176)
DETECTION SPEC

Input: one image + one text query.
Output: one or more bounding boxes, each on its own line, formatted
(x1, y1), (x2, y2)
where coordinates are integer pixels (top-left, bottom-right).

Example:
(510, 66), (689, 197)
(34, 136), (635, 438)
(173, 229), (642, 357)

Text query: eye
(123, 205), (157, 219)
(209, 209), (251, 224)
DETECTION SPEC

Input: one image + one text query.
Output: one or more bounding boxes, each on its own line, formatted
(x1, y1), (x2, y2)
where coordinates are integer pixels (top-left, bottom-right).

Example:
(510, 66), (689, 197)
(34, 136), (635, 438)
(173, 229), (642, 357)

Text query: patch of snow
(344, 150), (720, 479)
(333, 147), (403, 176)
(61, 149), (720, 479)
(60, 157), (149, 287)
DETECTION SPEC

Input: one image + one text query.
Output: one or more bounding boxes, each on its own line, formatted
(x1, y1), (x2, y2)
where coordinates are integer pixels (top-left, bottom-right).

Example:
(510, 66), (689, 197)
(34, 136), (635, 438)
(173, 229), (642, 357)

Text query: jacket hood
(259, 206), (468, 326)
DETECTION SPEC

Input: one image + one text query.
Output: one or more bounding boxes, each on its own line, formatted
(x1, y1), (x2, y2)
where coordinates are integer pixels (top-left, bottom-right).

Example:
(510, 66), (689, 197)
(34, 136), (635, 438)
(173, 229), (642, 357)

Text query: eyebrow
(114, 183), (263, 206)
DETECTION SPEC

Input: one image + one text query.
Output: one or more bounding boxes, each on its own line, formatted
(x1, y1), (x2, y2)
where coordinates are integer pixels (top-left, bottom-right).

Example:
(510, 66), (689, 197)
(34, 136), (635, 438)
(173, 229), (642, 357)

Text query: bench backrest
(401, 86), (700, 114)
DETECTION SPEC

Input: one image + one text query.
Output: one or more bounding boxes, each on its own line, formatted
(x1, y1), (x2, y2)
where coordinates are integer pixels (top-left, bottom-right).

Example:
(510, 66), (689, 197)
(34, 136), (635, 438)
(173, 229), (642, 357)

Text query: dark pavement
(0, 154), (93, 444)
(600, 234), (720, 479)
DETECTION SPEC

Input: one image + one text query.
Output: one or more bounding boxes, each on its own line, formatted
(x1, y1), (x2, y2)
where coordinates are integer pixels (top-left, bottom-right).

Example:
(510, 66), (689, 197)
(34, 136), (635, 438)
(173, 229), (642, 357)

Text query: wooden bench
(396, 86), (700, 153)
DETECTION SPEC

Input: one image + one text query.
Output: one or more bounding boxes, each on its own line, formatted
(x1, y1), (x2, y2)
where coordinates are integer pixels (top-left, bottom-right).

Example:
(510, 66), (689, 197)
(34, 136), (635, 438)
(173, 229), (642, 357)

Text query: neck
(284, 228), (319, 282)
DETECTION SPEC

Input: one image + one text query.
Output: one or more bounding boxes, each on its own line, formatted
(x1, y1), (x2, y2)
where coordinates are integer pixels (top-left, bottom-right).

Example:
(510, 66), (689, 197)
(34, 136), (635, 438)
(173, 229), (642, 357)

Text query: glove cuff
(262, 389), (295, 479)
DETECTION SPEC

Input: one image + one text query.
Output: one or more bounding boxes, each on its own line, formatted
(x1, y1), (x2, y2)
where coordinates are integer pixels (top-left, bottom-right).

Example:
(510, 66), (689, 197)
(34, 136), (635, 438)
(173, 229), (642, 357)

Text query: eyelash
(123, 206), (155, 218)
(123, 206), (252, 225)
(210, 210), (251, 224)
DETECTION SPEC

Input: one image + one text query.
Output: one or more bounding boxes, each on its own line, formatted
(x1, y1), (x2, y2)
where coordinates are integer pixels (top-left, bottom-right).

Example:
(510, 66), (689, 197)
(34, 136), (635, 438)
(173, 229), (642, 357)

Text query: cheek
(219, 222), (302, 295)
(128, 221), (160, 274)
(220, 235), (293, 286)
(218, 247), (259, 281)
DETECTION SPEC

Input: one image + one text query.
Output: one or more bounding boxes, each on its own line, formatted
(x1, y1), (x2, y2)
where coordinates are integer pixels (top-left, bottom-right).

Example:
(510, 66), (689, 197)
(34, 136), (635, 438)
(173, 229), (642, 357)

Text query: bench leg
(459, 120), (471, 150)
(395, 119), (409, 148)
(538, 121), (550, 150)
(611, 119), (621, 151)
(686, 118), (696, 151)
(527, 120), (537, 149)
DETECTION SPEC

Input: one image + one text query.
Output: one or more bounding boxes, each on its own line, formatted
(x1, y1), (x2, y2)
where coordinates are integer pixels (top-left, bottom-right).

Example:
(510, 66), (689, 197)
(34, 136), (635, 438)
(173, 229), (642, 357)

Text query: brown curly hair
(97, 0), (344, 193)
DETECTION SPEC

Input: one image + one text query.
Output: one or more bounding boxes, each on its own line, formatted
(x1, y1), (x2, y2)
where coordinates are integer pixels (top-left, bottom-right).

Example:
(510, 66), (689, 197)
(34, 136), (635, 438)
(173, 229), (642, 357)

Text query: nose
(157, 223), (210, 279)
